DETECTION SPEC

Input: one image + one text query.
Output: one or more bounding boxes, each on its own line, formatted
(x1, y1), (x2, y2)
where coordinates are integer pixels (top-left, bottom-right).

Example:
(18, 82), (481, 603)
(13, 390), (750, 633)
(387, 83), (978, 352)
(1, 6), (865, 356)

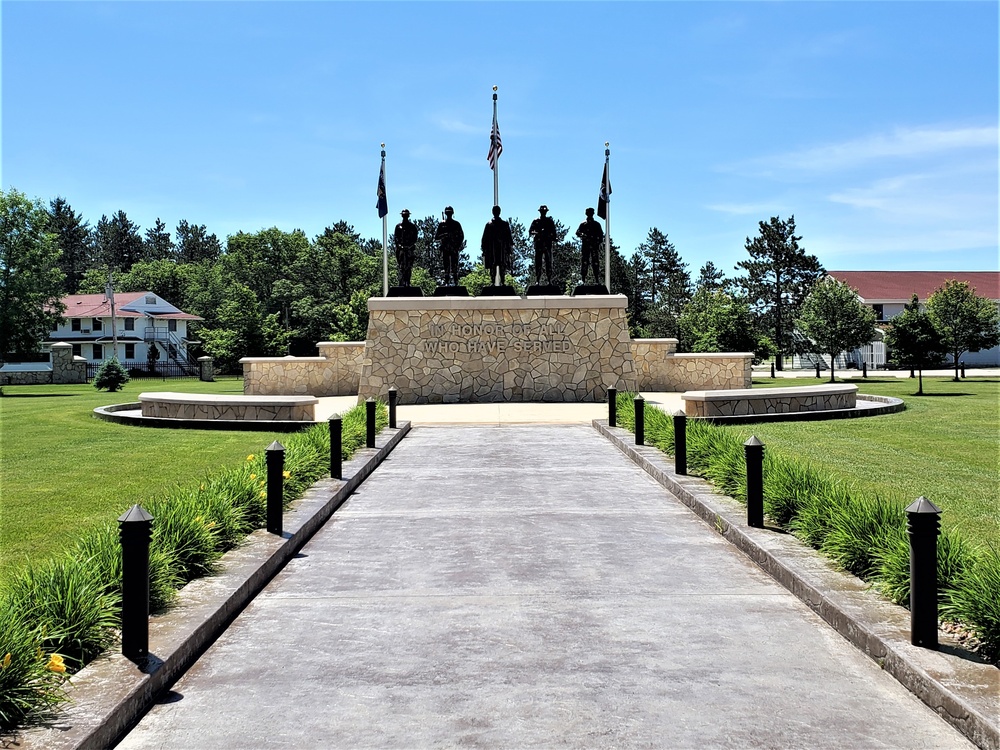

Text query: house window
(872, 304), (884, 322)
(72, 343), (82, 357)
(93, 318), (103, 331)
(92, 344), (103, 360)
(71, 319), (81, 332)
(168, 319), (177, 333)
(125, 343), (136, 359)
(124, 318), (135, 331)
(145, 295), (156, 305)
(51, 320), (59, 331)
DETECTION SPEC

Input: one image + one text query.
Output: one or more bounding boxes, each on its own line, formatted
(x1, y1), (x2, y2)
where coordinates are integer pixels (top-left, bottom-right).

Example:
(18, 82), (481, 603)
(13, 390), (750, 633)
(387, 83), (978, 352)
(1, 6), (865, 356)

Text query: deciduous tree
(884, 294), (945, 394)
(679, 289), (771, 360)
(0, 189), (66, 358)
(797, 277), (877, 382)
(735, 215), (824, 370)
(926, 280), (1000, 381)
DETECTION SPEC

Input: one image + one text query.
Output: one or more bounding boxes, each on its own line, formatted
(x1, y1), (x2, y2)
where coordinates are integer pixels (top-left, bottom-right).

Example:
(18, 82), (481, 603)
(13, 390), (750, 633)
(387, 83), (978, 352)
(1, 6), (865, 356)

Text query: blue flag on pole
(376, 162), (388, 219)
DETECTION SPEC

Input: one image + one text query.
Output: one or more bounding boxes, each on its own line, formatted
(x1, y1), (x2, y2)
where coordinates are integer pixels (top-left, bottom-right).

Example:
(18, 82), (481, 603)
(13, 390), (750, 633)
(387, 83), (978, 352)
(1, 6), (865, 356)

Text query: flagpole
(381, 144), (388, 296)
(492, 86), (499, 207)
(604, 143), (611, 291)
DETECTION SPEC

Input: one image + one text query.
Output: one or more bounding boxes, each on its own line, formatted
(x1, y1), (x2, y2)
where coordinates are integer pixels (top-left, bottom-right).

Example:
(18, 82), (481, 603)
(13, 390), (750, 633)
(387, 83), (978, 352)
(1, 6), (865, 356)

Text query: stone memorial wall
(356, 296), (636, 403)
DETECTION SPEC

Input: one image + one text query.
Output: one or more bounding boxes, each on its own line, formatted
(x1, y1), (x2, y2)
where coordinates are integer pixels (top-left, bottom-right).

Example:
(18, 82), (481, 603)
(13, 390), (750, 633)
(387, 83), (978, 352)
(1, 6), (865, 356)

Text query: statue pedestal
(387, 286), (423, 298)
(478, 285), (518, 297)
(574, 284), (610, 296)
(358, 296), (636, 404)
(526, 284), (563, 296)
(432, 286), (470, 297)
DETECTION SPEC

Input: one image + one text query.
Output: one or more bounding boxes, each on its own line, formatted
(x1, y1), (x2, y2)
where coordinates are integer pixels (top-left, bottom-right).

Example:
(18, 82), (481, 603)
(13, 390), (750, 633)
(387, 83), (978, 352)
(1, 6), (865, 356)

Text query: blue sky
(3, 1), (997, 276)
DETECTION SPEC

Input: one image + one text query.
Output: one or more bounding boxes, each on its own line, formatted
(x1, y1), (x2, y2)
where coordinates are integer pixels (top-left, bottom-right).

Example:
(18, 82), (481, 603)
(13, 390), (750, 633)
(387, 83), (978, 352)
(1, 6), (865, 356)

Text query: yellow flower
(2, 652), (11, 669)
(194, 515), (202, 523)
(46, 654), (66, 673)
(259, 490), (267, 498)
(246, 454), (255, 462)
(249, 473), (256, 480)
(282, 471), (291, 479)
(200, 483), (206, 491)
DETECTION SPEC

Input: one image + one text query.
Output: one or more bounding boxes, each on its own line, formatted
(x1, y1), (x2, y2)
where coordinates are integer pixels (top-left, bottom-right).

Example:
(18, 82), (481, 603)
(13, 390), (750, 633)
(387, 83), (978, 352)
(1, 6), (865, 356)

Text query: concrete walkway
(118, 425), (973, 749)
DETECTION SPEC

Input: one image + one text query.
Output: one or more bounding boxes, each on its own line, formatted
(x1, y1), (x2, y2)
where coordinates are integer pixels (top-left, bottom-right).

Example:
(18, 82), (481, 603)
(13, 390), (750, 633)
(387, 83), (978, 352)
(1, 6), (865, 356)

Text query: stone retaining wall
(633, 345), (752, 391)
(358, 296), (636, 404)
(243, 342), (364, 397)
(0, 343), (88, 386)
(683, 384), (858, 418)
(139, 393), (317, 421)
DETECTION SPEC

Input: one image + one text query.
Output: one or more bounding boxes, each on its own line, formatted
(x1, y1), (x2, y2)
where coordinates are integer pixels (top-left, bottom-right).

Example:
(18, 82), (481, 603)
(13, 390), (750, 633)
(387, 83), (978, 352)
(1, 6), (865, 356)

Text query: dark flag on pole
(597, 162), (611, 220)
(376, 161), (388, 219)
(488, 114), (503, 171)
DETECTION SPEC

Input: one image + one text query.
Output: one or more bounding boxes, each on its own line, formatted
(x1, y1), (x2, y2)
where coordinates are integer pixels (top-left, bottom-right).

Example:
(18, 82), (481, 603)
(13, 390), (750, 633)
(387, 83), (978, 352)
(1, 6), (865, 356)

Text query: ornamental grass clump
(0, 608), (69, 731)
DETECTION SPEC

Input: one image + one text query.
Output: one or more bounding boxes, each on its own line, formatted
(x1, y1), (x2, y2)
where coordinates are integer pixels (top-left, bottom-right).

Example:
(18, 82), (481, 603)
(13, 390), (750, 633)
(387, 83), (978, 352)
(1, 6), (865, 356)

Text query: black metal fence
(86, 361), (194, 380)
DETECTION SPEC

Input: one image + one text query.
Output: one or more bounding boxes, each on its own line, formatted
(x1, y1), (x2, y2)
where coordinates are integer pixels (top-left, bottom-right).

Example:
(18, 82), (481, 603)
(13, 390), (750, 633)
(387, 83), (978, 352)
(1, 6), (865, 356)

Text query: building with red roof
(47, 291), (203, 373)
(827, 271), (999, 366)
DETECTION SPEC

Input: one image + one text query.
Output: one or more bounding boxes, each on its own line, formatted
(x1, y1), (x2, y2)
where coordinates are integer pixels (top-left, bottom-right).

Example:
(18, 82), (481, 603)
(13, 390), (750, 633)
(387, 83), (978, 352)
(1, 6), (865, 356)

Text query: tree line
(2, 187), (996, 375)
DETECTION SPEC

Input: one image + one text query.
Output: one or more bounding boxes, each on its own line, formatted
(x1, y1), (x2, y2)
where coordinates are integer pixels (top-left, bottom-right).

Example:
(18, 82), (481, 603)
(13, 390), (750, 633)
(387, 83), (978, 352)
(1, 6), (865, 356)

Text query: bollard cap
(118, 504), (153, 524)
(266, 440), (285, 452)
(744, 435), (764, 447)
(905, 496), (941, 515)
(329, 413), (341, 422)
(673, 409), (686, 418)
(634, 394), (644, 402)
(366, 397), (375, 403)
(388, 386), (397, 393)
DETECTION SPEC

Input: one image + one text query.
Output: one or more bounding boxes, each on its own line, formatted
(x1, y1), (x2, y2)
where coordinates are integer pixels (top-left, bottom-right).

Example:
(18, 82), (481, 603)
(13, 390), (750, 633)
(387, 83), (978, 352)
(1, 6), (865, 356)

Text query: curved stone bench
(138, 392), (318, 422)
(682, 384), (858, 418)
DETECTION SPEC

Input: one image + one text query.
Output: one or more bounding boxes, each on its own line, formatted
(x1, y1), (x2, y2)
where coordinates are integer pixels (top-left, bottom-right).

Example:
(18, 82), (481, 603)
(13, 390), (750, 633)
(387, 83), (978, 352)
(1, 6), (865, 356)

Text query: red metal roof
(827, 271), (1000, 302)
(55, 292), (202, 320)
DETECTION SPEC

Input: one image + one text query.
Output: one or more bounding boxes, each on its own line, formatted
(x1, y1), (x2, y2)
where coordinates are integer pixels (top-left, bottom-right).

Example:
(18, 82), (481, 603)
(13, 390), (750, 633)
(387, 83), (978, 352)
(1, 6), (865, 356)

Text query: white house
(47, 291), (203, 372)
(828, 271), (1000, 367)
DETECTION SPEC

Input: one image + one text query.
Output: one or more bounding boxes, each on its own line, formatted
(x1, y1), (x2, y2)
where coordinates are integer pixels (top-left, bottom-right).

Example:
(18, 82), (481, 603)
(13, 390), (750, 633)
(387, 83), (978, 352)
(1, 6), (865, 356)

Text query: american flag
(488, 115), (502, 171)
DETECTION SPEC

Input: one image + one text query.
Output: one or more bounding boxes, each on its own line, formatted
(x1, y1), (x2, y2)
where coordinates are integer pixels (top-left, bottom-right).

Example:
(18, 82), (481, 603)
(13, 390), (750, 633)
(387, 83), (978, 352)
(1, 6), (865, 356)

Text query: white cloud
(706, 201), (791, 216)
(765, 125), (997, 173)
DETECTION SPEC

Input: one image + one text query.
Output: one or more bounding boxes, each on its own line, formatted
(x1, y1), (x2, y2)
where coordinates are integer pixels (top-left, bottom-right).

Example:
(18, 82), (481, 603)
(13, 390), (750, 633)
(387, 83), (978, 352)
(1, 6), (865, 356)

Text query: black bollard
(960, 361), (966, 379)
(862, 360), (868, 378)
(906, 497), (941, 649)
(770, 362), (775, 379)
(744, 436), (765, 528)
(607, 387), (617, 428)
(910, 368), (915, 379)
(672, 409), (687, 475)
(119, 504), (153, 663)
(815, 363), (821, 379)
(266, 441), (284, 535)
(366, 397), (376, 448)
(329, 414), (342, 480)
(634, 395), (645, 446)
(388, 387), (398, 429)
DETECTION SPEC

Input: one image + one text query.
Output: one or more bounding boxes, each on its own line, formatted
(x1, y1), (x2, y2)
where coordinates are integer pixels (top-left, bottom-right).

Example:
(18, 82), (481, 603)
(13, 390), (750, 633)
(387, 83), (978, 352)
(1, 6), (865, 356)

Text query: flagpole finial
(381, 142), (385, 148)
(493, 85), (498, 91)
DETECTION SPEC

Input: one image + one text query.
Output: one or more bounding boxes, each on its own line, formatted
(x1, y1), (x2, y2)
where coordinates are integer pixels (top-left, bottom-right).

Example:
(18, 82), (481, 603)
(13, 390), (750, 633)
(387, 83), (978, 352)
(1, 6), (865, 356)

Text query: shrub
(93, 357), (130, 392)
(945, 546), (1000, 660)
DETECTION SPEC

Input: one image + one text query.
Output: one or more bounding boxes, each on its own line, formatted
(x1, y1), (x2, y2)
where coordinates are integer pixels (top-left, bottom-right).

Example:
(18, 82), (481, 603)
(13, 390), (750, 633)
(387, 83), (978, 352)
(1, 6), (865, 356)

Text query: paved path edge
(11, 422), (412, 750)
(594, 419), (999, 750)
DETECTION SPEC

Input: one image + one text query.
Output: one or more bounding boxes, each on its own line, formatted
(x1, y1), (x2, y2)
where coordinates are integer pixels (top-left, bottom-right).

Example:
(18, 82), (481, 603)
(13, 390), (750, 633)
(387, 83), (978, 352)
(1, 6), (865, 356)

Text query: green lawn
(0, 378), (295, 574)
(737, 376), (1000, 549)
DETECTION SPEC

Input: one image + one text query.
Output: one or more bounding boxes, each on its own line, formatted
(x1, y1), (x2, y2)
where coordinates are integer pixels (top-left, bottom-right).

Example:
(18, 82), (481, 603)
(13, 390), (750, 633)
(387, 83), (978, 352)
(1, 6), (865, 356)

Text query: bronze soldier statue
(575, 207), (604, 284)
(393, 209), (418, 287)
(529, 205), (557, 285)
(434, 206), (464, 286)
(481, 205), (513, 286)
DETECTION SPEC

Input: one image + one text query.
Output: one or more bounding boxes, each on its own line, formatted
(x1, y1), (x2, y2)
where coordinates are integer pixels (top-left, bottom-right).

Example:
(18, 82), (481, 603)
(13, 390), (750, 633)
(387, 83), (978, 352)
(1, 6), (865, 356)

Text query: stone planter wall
(683, 384), (858, 418)
(242, 342), (364, 397)
(357, 296), (636, 404)
(633, 348), (752, 391)
(139, 392), (317, 421)
(1, 344), (88, 386)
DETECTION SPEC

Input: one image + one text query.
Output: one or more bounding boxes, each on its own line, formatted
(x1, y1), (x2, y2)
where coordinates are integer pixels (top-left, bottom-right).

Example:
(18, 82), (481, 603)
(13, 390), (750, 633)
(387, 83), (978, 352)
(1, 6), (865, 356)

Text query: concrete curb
(593, 419), (999, 750)
(13, 422), (412, 750)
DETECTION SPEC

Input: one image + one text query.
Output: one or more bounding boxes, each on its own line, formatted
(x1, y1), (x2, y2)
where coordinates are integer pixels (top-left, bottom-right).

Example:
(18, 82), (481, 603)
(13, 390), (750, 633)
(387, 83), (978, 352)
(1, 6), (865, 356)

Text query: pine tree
(638, 228), (691, 338)
(175, 220), (221, 264)
(143, 219), (174, 261)
(735, 215), (824, 370)
(48, 197), (93, 293)
(695, 261), (726, 292)
(94, 211), (144, 271)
